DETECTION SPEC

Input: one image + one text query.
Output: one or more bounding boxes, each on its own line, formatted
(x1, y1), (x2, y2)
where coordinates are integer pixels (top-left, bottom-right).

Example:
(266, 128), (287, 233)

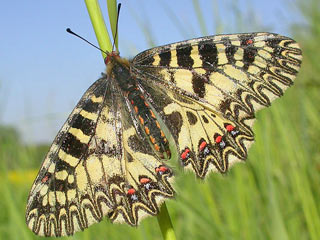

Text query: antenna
(66, 28), (109, 55)
(112, 3), (121, 52)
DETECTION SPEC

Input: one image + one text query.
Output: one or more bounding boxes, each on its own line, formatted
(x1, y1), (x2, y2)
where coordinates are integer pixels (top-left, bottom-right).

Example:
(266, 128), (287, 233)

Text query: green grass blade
(107, 0), (118, 50)
(157, 203), (176, 240)
(84, 0), (112, 57)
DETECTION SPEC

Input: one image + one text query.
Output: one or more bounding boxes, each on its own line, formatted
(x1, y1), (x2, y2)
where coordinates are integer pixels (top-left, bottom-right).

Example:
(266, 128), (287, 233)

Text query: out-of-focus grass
(1, 0), (320, 239)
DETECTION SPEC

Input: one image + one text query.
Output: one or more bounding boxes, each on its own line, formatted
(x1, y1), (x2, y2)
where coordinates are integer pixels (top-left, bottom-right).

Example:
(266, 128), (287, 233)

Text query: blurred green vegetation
(1, 0), (320, 239)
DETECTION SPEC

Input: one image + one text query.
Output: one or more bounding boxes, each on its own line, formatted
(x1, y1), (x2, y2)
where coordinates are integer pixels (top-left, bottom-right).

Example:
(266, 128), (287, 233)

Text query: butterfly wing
(26, 76), (174, 237)
(131, 32), (302, 178)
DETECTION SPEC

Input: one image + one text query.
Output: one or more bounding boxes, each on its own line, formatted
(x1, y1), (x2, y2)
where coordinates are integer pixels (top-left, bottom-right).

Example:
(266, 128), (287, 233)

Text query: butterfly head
(105, 52), (130, 76)
(104, 51), (120, 65)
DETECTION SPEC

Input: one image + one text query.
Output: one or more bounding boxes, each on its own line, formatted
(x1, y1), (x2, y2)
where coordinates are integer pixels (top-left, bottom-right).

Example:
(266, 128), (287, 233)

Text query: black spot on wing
(82, 100), (100, 113)
(159, 51), (171, 67)
(93, 82), (107, 97)
(202, 115), (209, 123)
(265, 38), (282, 48)
(127, 135), (148, 154)
(176, 44), (194, 68)
(265, 38), (284, 56)
(27, 194), (41, 212)
(107, 176), (126, 194)
(192, 74), (206, 98)
(198, 40), (218, 68)
(49, 179), (75, 192)
(166, 111), (183, 137)
(223, 38), (237, 64)
(126, 153), (134, 163)
(55, 158), (74, 174)
(239, 34), (257, 70)
(186, 111), (198, 125)
(61, 132), (88, 159)
(71, 114), (96, 136)
(242, 48), (257, 71)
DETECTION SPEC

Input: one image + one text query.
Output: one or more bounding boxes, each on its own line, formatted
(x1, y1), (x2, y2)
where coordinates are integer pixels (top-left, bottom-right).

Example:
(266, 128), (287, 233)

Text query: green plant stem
(157, 203), (176, 240)
(84, 1), (176, 240)
(106, 0), (118, 50)
(84, 0), (112, 58)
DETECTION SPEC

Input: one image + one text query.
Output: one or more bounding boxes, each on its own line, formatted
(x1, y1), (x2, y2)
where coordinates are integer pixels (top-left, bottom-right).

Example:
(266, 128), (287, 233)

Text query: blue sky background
(0, 0), (304, 143)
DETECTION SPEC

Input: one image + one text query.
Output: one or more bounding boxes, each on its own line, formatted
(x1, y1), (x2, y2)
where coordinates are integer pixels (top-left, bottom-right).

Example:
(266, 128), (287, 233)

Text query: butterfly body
(107, 54), (171, 159)
(26, 32), (302, 236)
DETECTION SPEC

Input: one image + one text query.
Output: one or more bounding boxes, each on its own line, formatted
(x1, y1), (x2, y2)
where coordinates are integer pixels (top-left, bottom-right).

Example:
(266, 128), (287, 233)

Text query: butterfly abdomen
(127, 87), (170, 158)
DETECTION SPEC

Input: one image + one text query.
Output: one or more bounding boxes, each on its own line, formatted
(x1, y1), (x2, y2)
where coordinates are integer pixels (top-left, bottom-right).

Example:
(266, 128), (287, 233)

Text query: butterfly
(26, 32), (302, 236)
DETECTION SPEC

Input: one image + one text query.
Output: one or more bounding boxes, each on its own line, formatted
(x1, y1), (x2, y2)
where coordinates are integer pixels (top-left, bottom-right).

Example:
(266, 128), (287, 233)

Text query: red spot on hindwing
(215, 135), (222, 143)
(226, 124), (235, 132)
(181, 148), (190, 160)
(156, 166), (168, 173)
(127, 188), (136, 195)
(140, 178), (150, 184)
(199, 141), (207, 151)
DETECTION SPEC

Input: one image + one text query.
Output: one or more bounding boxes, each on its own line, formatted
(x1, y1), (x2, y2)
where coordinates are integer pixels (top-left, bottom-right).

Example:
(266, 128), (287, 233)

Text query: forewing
(131, 32), (302, 177)
(26, 77), (109, 236)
